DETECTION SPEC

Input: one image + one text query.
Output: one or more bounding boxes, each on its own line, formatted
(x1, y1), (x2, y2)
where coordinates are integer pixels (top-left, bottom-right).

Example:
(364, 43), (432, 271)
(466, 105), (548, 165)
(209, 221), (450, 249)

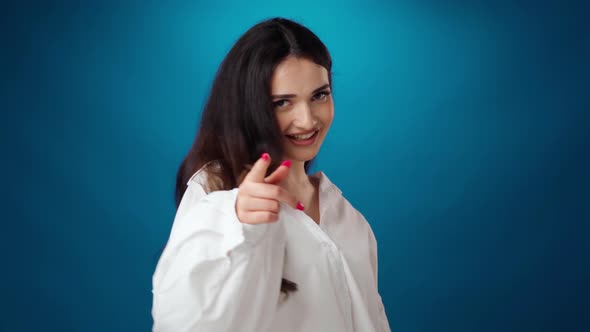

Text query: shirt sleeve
(369, 227), (392, 332)
(152, 182), (286, 332)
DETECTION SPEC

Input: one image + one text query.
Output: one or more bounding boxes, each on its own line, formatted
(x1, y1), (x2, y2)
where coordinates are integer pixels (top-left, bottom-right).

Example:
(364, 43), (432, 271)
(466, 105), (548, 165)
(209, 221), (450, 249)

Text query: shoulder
(315, 171), (372, 229)
(177, 161), (236, 223)
(187, 160), (223, 189)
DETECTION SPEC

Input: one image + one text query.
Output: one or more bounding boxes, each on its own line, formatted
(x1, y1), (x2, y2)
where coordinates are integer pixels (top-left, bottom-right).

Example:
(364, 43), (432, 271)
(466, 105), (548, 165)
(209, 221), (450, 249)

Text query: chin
(287, 154), (317, 163)
(282, 134), (326, 162)
(284, 149), (319, 163)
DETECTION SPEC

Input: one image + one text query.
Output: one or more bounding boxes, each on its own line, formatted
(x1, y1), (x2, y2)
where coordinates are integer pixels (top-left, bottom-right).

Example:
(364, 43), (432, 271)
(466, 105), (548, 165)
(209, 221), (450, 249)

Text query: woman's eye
(273, 100), (289, 108)
(313, 90), (330, 101)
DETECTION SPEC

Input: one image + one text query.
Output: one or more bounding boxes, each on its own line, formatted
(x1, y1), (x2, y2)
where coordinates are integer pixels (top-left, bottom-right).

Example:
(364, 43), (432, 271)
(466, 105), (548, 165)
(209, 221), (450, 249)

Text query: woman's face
(271, 56), (334, 163)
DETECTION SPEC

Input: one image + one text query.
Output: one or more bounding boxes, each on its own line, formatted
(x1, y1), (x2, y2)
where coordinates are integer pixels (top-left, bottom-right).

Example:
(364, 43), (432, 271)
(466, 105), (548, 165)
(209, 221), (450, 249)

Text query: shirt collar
(310, 171), (342, 195)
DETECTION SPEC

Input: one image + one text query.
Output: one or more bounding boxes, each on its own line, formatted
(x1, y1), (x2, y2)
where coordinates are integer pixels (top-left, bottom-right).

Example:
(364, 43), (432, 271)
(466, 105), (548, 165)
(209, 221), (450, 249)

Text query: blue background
(3, 0), (589, 331)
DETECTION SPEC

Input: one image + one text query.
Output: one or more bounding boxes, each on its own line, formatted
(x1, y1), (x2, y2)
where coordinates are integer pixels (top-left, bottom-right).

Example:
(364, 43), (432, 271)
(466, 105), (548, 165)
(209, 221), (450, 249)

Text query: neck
(282, 160), (312, 191)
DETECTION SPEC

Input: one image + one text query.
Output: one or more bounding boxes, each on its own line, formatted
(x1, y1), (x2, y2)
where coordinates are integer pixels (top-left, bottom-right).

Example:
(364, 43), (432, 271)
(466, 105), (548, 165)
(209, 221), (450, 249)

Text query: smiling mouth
(285, 130), (320, 146)
(286, 130), (318, 140)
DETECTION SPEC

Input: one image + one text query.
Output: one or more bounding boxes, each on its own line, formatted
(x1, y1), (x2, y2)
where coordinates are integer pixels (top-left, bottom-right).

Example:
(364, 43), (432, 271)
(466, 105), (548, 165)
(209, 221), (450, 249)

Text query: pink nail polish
(296, 202), (304, 211)
(261, 153), (269, 161)
(281, 160), (291, 168)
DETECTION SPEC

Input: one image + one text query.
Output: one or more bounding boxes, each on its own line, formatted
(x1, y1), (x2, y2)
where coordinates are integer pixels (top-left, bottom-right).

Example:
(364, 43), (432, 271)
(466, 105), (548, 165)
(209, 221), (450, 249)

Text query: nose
(292, 102), (317, 129)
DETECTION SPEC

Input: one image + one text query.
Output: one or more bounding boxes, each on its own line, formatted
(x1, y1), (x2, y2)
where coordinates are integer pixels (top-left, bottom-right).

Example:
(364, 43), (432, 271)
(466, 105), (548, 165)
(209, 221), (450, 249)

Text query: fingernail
(281, 160), (291, 168)
(261, 153), (269, 161)
(296, 202), (304, 211)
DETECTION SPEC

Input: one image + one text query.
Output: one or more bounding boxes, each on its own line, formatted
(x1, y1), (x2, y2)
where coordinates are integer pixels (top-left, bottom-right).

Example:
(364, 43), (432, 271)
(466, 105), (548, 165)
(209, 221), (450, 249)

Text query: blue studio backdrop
(4, 0), (589, 331)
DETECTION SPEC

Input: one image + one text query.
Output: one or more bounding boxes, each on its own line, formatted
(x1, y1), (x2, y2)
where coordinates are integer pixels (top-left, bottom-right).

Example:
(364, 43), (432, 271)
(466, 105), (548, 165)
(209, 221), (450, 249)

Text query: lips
(285, 130), (319, 146)
(286, 130), (318, 140)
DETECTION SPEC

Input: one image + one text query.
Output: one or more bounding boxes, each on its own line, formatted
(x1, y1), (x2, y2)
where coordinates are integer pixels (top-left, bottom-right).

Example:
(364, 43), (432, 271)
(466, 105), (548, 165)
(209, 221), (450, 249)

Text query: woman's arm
(369, 227), (392, 332)
(152, 183), (285, 332)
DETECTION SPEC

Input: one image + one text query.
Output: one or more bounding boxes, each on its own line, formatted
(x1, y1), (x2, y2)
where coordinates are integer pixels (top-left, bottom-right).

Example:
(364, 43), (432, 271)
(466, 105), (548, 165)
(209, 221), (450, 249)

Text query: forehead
(271, 57), (329, 94)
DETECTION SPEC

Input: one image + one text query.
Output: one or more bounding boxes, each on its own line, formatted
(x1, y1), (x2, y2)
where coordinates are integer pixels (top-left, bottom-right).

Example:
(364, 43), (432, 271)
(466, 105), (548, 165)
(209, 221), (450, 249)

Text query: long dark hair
(175, 17), (332, 294)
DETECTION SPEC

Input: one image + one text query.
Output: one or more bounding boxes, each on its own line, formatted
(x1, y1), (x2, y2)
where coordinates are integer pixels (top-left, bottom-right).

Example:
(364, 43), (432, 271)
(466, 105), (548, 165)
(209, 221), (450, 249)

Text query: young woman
(152, 17), (391, 332)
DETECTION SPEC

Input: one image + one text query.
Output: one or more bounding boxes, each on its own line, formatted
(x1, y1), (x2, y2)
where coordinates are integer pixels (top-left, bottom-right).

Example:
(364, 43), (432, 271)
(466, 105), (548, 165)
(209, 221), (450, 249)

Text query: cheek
(319, 104), (334, 127)
(275, 114), (289, 133)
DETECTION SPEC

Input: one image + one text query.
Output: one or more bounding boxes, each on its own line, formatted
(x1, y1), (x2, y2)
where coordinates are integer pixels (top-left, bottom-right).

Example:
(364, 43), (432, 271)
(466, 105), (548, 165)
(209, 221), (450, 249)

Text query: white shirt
(152, 167), (391, 332)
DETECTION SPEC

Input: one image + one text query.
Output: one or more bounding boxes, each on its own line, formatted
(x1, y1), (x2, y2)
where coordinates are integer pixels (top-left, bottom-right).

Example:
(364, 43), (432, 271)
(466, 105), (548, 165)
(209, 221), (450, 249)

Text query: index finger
(243, 152), (271, 183)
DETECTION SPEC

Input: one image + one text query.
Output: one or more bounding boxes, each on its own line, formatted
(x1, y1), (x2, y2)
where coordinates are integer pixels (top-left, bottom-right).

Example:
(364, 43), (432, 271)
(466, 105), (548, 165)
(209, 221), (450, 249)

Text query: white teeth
(289, 131), (316, 140)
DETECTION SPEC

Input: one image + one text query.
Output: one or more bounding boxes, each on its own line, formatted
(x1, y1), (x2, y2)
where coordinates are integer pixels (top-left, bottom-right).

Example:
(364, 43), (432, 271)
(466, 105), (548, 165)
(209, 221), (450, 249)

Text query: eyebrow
(271, 83), (331, 99)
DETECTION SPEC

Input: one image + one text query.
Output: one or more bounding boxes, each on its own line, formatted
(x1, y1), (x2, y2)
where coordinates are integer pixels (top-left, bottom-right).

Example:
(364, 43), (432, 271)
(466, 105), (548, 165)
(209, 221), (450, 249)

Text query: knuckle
(241, 181), (252, 191)
(273, 186), (283, 197)
(264, 212), (276, 222)
(237, 212), (249, 224)
(266, 212), (278, 223)
(272, 201), (280, 212)
(236, 195), (247, 207)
